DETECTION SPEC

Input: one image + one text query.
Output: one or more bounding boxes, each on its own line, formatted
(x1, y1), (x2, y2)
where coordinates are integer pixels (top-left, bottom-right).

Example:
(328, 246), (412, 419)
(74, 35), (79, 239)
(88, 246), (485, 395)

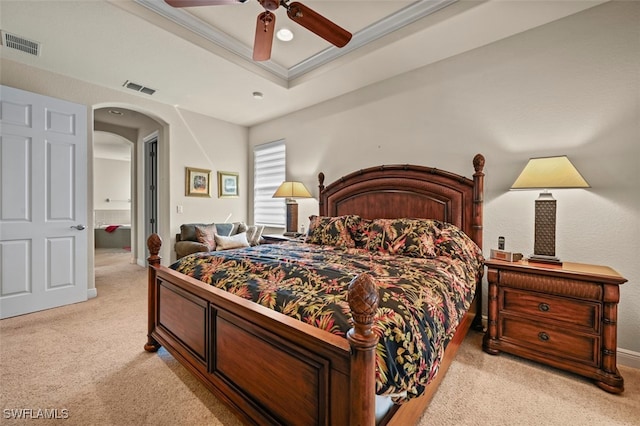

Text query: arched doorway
(93, 106), (164, 270)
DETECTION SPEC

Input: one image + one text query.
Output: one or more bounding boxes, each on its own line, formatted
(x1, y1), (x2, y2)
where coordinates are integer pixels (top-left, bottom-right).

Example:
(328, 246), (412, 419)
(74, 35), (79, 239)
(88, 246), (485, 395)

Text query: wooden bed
(144, 154), (485, 425)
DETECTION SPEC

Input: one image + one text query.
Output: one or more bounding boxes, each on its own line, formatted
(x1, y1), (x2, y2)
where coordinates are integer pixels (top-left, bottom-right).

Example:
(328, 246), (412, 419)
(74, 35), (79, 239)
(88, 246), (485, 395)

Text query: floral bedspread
(170, 242), (482, 402)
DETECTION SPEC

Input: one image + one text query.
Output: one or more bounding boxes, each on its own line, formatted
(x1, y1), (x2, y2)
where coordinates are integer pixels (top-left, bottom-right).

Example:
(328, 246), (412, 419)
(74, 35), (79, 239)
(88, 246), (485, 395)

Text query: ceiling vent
(123, 80), (156, 96)
(1, 31), (40, 56)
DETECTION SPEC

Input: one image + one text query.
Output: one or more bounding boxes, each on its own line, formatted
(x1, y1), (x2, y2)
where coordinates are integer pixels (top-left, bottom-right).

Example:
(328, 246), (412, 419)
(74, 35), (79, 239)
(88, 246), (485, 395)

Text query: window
(254, 140), (286, 227)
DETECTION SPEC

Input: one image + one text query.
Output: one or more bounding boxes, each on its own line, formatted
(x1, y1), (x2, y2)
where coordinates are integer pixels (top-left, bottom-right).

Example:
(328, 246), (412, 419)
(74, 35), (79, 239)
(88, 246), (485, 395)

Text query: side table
(482, 259), (628, 393)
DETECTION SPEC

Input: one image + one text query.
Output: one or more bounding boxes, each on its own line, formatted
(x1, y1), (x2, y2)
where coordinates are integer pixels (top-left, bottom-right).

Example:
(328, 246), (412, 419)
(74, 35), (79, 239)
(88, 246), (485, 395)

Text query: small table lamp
(511, 156), (590, 265)
(272, 181), (312, 236)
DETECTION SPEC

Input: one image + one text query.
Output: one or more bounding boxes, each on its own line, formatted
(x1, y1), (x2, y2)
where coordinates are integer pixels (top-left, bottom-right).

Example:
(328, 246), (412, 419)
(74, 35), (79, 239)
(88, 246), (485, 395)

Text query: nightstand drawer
(501, 316), (599, 366)
(501, 288), (600, 332)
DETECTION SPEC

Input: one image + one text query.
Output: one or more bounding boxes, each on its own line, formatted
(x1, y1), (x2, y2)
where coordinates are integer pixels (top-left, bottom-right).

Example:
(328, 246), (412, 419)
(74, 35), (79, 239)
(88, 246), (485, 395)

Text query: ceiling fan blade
(286, 2), (352, 48)
(165, 0), (247, 8)
(253, 11), (275, 61)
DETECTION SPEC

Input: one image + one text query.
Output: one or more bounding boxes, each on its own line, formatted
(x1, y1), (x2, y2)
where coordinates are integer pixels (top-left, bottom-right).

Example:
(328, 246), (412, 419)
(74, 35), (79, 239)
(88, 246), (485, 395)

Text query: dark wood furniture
(483, 259), (628, 393)
(145, 154), (485, 425)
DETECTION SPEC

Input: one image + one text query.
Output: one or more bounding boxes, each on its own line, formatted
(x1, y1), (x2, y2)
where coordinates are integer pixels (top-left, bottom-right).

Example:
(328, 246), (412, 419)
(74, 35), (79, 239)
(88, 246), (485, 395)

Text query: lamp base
(285, 200), (298, 234)
(528, 254), (562, 265)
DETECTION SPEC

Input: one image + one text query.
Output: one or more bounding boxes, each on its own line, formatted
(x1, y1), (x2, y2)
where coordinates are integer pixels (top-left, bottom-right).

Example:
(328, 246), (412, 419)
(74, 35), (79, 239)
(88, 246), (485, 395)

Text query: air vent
(1, 31), (40, 56)
(123, 80), (156, 96)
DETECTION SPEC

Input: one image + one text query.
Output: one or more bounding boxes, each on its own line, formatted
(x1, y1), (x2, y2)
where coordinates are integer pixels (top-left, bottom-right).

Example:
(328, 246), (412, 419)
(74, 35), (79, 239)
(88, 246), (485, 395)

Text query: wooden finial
(473, 153), (485, 173)
(347, 273), (379, 340)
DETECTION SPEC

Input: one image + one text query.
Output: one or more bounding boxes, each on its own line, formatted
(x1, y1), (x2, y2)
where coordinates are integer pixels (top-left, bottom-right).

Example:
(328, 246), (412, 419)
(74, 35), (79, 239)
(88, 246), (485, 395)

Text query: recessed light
(252, 91), (264, 99)
(276, 28), (294, 42)
(108, 109), (124, 116)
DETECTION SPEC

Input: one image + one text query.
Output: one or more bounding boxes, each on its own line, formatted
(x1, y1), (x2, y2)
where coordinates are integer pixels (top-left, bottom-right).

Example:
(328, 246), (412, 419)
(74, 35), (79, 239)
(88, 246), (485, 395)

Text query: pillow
(194, 224), (218, 251)
(180, 223), (208, 242)
(434, 222), (484, 265)
(305, 215), (361, 248)
(235, 222), (248, 234)
(214, 223), (234, 237)
(360, 218), (442, 258)
(215, 232), (250, 251)
(245, 225), (265, 246)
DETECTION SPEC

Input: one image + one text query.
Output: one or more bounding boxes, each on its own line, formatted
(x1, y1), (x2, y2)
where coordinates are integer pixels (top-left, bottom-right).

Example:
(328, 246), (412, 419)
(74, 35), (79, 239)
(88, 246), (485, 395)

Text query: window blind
(254, 140), (286, 227)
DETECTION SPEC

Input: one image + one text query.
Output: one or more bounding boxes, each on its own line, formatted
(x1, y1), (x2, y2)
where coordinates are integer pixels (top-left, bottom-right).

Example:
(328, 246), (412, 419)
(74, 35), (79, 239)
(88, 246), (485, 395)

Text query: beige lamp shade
(511, 156), (590, 189)
(272, 181), (312, 199)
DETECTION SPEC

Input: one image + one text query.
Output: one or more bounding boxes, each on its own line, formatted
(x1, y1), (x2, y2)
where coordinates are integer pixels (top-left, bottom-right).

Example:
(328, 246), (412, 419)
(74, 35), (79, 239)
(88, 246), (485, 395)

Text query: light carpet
(1, 250), (638, 425)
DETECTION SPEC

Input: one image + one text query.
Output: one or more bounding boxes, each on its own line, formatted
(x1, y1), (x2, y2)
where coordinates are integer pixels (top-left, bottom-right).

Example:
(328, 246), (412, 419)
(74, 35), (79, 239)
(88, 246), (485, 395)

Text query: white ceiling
(1, 0), (606, 127)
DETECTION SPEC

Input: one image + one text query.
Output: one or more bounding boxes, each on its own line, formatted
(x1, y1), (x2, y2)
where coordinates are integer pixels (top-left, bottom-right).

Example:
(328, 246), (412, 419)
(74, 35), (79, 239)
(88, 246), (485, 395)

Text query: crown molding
(135, 0), (457, 81)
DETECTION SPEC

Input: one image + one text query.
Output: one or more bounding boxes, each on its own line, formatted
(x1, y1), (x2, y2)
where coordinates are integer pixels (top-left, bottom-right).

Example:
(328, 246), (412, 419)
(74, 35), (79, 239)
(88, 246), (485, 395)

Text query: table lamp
(511, 156), (590, 264)
(272, 181), (312, 236)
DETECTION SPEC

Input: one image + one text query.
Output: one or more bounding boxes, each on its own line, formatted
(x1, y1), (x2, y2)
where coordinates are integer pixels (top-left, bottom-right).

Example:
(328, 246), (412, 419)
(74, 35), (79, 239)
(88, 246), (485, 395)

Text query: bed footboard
(144, 234), (380, 425)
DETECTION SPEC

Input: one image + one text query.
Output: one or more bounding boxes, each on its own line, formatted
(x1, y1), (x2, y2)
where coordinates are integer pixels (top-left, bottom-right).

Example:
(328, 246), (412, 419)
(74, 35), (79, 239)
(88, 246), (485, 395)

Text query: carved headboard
(318, 154), (485, 249)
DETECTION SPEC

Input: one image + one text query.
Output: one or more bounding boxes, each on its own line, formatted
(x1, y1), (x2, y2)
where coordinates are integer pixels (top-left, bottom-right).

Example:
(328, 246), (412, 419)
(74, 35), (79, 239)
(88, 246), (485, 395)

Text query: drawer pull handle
(538, 303), (550, 312)
(538, 332), (550, 342)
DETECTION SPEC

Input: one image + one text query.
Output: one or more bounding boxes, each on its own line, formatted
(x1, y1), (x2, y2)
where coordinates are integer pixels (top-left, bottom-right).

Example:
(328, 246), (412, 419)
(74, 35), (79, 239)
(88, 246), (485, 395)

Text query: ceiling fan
(165, 0), (352, 61)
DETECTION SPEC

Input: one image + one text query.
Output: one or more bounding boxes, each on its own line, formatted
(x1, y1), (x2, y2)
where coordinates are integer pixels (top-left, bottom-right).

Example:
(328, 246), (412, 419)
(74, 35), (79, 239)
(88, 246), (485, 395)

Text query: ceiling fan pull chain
(261, 12), (274, 32)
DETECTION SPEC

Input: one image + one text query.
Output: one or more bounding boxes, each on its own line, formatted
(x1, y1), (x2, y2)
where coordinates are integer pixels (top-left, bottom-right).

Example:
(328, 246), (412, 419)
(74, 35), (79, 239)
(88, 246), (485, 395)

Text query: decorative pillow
(245, 225), (265, 246)
(235, 222), (248, 234)
(434, 222), (484, 265)
(305, 215), (361, 248)
(181, 223), (208, 242)
(215, 232), (250, 251)
(360, 218), (443, 258)
(214, 223), (234, 237)
(194, 224), (218, 251)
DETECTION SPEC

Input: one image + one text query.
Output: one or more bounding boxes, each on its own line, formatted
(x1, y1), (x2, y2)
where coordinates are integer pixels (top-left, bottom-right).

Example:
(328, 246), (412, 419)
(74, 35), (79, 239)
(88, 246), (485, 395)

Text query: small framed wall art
(185, 167), (212, 197)
(217, 171), (239, 198)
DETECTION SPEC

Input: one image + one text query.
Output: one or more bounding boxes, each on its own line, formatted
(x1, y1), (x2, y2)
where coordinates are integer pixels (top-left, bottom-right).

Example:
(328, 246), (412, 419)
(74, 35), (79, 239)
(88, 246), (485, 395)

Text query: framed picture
(185, 167), (212, 197)
(217, 171), (239, 198)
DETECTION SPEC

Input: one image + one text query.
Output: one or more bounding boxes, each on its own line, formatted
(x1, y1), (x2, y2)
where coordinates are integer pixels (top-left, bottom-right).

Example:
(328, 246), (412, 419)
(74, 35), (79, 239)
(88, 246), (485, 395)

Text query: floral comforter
(170, 241), (482, 402)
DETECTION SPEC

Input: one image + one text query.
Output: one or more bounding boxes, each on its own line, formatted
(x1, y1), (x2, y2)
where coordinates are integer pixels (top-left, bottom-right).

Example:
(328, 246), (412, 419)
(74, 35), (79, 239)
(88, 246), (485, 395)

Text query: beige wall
(249, 2), (640, 358)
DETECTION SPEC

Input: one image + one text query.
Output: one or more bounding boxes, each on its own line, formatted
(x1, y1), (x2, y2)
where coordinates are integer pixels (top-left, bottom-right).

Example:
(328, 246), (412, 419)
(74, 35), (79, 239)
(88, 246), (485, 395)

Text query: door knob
(70, 224), (86, 230)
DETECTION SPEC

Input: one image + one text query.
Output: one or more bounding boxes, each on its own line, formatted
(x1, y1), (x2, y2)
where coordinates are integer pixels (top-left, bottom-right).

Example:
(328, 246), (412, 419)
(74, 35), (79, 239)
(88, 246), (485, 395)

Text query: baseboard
(618, 348), (640, 369)
(87, 288), (98, 299)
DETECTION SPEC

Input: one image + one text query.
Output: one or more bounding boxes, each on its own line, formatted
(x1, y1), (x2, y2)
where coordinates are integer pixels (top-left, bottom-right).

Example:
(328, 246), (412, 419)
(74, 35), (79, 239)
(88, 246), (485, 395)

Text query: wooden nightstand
(483, 259), (628, 393)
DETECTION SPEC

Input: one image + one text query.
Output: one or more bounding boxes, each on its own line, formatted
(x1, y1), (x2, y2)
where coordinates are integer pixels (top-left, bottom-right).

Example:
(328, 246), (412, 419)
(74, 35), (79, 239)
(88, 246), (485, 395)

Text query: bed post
(472, 154), (485, 249)
(144, 233), (162, 352)
(347, 273), (380, 426)
(318, 172), (326, 216)
(472, 154), (485, 332)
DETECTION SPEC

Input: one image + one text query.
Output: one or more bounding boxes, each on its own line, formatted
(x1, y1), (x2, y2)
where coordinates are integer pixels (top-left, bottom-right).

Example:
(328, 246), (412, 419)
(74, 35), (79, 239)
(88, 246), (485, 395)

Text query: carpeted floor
(1, 250), (638, 425)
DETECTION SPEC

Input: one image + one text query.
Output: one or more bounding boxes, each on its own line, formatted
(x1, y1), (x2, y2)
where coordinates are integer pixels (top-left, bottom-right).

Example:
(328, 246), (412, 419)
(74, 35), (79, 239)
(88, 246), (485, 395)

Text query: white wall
(249, 2), (640, 357)
(94, 157), (131, 212)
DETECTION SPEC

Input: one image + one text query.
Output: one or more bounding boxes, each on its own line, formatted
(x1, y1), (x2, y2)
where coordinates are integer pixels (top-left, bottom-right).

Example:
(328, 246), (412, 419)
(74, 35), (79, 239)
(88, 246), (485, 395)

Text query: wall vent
(1, 31), (40, 56)
(123, 80), (156, 96)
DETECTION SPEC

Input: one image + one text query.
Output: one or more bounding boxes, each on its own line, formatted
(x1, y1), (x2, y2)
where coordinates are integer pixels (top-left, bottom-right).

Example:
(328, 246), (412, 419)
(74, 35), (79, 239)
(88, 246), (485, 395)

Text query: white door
(0, 85), (88, 319)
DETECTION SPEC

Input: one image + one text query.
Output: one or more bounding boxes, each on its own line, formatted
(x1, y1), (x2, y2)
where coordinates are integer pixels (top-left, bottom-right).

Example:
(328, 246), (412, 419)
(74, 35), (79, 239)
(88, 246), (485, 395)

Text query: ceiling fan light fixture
(276, 28), (294, 42)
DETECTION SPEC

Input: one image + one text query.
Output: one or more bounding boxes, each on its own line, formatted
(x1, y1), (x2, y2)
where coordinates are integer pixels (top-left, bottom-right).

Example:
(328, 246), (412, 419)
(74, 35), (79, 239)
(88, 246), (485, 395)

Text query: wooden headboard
(318, 154), (485, 249)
